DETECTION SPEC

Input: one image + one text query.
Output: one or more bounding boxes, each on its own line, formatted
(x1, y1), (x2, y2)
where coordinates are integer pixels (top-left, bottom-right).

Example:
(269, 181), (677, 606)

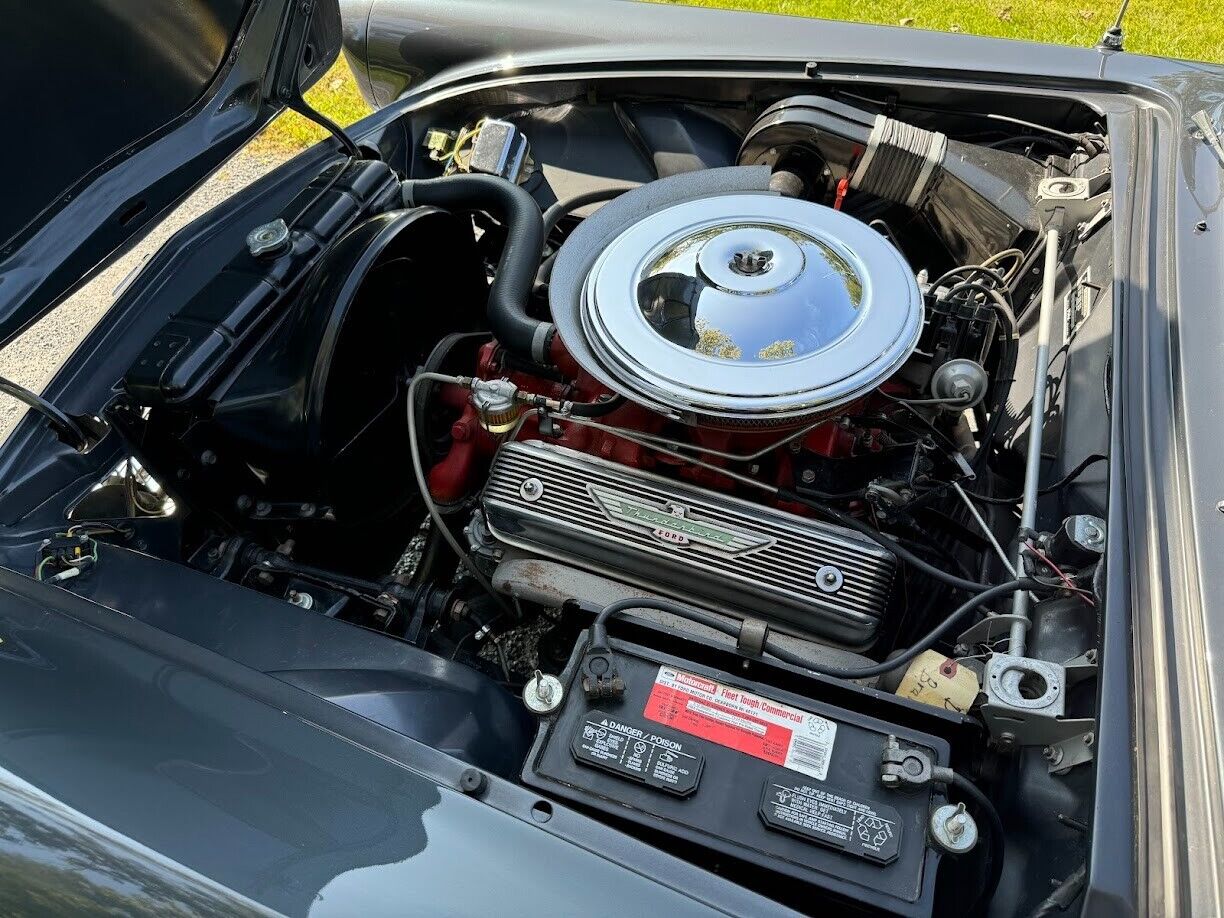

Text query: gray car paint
(0, 566), (790, 916)
(1, 0), (1223, 914)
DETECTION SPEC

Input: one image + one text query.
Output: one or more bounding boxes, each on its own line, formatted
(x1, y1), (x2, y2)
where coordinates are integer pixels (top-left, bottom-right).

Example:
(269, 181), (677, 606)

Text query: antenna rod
(1097, 0), (1131, 52)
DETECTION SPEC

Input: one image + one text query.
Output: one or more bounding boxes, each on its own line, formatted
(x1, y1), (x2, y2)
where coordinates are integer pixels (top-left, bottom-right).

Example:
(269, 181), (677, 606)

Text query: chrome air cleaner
(551, 175), (923, 426)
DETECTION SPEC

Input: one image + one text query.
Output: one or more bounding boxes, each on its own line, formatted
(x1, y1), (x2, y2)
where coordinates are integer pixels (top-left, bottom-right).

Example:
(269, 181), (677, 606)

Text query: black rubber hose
(541, 186), (631, 239)
(0, 375), (91, 449)
(402, 175), (553, 363)
(565, 394), (627, 417)
(588, 579), (1036, 681)
(949, 772), (1006, 915)
(778, 487), (993, 594)
(535, 187), (632, 294)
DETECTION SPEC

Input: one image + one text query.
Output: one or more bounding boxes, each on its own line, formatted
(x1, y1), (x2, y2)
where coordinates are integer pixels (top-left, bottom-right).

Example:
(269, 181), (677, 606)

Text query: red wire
(1023, 542), (1095, 607)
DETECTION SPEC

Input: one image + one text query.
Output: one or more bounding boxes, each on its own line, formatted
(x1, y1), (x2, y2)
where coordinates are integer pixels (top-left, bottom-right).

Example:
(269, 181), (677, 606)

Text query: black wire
(535, 186), (632, 294)
(949, 772), (1006, 915)
(449, 611), (512, 682)
(968, 454), (1107, 505)
(984, 134), (1077, 153)
(588, 580), (1036, 681)
(779, 488), (994, 594)
(449, 631), (473, 660)
(489, 633), (513, 682)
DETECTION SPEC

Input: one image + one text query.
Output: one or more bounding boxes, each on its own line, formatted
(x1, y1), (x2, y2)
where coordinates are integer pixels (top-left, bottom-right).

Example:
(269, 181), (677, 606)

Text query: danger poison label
(643, 665), (838, 781)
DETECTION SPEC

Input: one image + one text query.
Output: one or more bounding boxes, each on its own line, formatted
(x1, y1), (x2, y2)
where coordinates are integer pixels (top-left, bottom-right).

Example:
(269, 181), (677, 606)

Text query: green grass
(250, 57), (373, 157)
(662, 0), (1224, 64)
(256, 1), (1223, 154)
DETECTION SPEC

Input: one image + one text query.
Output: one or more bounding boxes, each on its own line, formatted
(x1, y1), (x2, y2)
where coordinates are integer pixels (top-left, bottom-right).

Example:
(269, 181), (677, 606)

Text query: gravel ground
(0, 147), (288, 442)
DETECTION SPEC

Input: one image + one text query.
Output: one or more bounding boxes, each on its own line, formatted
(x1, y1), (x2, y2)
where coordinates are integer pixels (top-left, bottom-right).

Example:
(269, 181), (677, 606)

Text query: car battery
(522, 630), (952, 916)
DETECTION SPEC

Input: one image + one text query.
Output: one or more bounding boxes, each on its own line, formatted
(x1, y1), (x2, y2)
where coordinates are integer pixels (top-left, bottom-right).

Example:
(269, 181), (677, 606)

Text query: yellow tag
(895, 650), (980, 713)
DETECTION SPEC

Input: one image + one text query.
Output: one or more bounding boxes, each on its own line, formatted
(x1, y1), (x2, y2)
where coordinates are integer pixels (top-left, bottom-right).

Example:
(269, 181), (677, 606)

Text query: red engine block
(426, 338), (877, 507)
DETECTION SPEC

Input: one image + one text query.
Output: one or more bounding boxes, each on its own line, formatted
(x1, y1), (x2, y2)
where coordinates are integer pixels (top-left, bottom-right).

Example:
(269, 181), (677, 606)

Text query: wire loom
(851, 115), (949, 208)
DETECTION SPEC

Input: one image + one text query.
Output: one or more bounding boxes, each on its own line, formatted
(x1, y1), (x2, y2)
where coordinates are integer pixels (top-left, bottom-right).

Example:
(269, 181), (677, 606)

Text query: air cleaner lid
(578, 193), (923, 422)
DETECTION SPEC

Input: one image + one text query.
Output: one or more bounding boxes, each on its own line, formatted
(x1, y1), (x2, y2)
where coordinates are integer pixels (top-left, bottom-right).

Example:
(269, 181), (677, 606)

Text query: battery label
(759, 774), (901, 864)
(644, 666), (837, 781)
(571, 712), (703, 796)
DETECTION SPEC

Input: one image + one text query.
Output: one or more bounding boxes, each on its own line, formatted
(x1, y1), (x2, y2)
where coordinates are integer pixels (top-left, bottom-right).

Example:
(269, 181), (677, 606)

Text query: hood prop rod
(0, 375), (106, 451)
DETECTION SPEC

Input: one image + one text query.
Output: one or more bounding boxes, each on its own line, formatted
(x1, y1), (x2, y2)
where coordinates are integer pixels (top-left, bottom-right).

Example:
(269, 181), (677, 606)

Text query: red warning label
(643, 665), (837, 781)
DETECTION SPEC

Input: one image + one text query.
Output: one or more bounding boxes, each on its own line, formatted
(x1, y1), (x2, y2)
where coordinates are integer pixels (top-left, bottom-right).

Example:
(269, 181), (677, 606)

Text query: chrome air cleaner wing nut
(567, 190), (923, 426)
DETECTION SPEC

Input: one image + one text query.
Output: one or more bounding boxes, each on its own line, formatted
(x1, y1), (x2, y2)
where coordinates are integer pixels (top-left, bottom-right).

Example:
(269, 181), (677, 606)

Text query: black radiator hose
(402, 176), (554, 363)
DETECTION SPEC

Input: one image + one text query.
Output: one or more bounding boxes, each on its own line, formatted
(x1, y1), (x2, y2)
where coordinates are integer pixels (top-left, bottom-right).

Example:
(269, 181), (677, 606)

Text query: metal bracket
(1063, 649), (1099, 687)
(1191, 110), (1224, 167)
(1077, 198), (1112, 241)
(979, 653), (1096, 748)
(1043, 730), (1096, 775)
(958, 613), (1029, 645)
(1037, 178), (1111, 233)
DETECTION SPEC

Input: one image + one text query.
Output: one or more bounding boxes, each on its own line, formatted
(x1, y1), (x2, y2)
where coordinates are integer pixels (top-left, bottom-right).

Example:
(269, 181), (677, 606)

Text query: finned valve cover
(483, 440), (896, 645)
(562, 189), (923, 426)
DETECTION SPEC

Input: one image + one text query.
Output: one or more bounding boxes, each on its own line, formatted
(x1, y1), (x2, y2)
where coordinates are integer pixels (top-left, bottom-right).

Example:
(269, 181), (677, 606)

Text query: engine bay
(55, 74), (1114, 916)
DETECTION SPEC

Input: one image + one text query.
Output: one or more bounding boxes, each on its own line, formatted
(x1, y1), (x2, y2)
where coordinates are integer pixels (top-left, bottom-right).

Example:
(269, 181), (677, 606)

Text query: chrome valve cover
(569, 191), (923, 426)
(482, 441), (896, 645)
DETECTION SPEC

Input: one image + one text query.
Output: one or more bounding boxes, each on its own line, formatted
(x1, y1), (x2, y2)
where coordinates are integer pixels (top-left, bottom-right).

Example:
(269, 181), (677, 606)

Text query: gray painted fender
(0, 569), (793, 917)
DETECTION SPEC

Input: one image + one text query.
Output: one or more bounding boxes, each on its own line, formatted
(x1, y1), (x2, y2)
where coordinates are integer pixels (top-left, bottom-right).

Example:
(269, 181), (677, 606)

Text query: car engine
(86, 81), (1113, 917)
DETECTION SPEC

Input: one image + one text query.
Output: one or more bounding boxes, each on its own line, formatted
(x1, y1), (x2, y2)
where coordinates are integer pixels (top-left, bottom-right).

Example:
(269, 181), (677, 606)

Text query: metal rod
(561, 414), (821, 463)
(1009, 228), (1061, 654)
(557, 415), (780, 494)
(953, 482), (1018, 578)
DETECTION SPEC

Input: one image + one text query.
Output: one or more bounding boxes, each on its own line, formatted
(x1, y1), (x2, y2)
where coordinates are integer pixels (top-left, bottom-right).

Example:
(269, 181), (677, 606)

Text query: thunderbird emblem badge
(587, 484), (774, 556)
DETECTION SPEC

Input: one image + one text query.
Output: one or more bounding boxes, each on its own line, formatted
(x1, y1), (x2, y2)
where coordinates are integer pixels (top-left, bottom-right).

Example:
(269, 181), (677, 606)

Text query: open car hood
(0, 0), (342, 347)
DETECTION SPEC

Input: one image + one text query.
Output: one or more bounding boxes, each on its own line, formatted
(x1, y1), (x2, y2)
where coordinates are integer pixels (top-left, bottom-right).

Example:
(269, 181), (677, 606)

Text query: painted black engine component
(113, 190), (487, 538)
(738, 96), (1042, 262)
(524, 626), (956, 916)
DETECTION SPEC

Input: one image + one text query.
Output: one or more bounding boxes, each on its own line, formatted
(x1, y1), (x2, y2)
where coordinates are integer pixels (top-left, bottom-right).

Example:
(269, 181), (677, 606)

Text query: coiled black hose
(402, 175), (553, 363)
(587, 579), (1038, 680)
